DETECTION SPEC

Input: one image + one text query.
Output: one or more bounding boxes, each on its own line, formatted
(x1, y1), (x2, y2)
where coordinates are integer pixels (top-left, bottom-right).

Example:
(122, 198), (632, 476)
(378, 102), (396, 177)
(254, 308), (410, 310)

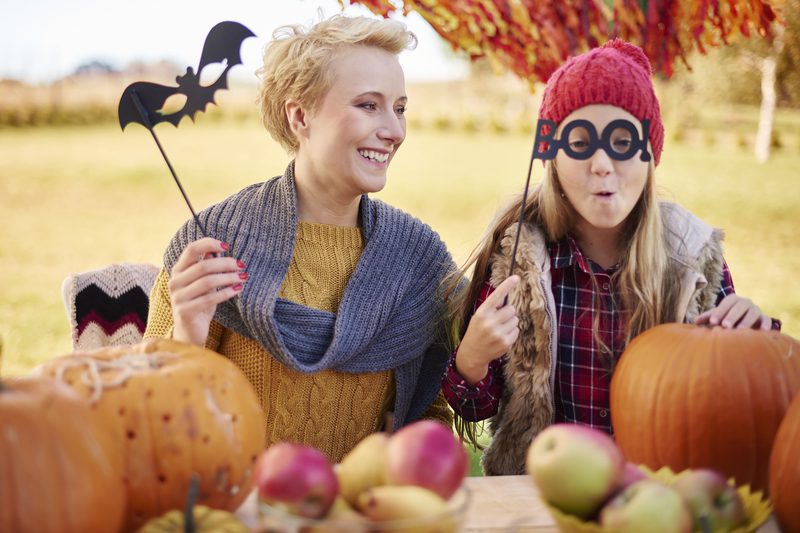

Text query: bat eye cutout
(198, 60), (228, 88)
(533, 118), (651, 162)
(159, 94), (188, 116)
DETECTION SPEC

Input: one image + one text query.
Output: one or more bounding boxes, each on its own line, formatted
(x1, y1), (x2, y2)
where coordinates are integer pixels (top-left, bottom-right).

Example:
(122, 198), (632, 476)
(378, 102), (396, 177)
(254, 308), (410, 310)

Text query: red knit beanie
(539, 39), (664, 166)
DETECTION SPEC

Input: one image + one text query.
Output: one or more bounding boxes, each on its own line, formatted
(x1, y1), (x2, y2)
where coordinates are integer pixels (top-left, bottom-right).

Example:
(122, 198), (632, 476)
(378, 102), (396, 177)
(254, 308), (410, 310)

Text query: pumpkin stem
(185, 473), (200, 533)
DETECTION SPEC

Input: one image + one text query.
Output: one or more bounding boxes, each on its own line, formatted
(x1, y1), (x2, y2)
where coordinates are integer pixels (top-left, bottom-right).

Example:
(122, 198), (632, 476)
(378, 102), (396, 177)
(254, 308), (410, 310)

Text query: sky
(0, 0), (469, 84)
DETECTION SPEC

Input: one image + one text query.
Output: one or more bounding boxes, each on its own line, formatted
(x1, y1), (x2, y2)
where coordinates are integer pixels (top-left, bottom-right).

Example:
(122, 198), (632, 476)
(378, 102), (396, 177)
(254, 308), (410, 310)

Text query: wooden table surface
(236, 475), (782, 532)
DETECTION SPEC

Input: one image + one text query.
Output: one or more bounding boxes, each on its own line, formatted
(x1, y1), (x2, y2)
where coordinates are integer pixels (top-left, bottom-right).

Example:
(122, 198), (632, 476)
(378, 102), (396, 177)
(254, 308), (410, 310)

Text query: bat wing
(118, 81), (183, 129)
(198, 21), (256, 71)
(178, 21), (255, 120)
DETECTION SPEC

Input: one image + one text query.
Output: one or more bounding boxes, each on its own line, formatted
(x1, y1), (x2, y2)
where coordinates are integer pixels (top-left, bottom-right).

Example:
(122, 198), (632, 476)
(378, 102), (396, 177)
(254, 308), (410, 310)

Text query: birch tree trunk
(754, 30), (785, 164)
(755, 55), (777, 163)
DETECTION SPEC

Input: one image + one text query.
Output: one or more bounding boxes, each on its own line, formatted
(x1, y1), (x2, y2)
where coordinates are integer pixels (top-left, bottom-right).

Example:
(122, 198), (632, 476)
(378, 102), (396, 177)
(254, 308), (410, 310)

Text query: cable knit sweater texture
(146, 164), (456, 460)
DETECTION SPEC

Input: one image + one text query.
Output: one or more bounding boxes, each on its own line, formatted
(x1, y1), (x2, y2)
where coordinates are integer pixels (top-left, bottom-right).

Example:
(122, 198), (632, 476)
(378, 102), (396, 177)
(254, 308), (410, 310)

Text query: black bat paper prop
(117, 21), (255, 237)
(119, 21), (255, 129)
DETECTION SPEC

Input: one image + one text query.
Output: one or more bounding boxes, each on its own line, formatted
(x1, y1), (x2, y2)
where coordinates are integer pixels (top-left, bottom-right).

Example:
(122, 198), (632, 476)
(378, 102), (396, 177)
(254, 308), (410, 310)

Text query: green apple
(600, 480), (693, 533)
(525, 423), (624, 518)
(672, 469), (746, 531)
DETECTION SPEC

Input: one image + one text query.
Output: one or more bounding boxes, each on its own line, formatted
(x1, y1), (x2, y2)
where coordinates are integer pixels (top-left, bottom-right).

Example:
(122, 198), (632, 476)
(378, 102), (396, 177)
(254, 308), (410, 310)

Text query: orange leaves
(341, 0), (780, 85)
(616, 0), (779, 77)
(339, 0), (397, 17)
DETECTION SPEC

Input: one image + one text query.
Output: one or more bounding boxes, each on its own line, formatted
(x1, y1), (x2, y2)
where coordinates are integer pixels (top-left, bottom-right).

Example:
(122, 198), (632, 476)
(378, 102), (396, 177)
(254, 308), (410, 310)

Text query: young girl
(442, 39), (779, 475)
(145, 15), (456, 462)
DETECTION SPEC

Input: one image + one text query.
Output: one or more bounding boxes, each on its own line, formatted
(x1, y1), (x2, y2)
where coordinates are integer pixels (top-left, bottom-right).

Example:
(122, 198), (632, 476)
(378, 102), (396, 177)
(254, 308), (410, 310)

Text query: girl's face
(554, 104), (649, 234)
(297, 45), (407, 198)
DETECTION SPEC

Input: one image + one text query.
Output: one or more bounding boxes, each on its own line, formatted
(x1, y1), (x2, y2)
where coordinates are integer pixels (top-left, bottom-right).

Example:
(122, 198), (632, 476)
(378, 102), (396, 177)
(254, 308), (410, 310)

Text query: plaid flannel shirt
(442, 235), (778, 434)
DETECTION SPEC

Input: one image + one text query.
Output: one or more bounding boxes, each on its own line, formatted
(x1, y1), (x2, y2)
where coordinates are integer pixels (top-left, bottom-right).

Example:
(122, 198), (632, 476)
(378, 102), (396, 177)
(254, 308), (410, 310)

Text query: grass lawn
(1, 119), (798, 380)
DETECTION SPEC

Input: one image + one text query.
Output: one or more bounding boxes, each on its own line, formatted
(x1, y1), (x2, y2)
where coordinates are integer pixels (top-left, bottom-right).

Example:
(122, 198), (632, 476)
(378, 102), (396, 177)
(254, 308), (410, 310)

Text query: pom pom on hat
(603, 39), (652, 74)
(539, 39), (664, 165)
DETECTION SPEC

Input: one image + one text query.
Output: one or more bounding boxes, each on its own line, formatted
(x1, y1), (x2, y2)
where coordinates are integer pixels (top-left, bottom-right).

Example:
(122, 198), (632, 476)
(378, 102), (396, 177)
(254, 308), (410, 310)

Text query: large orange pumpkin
(769, 392), (800, 532)
(610, 324), (800, 492)
(34, 338), (266, 532)
(0, 376), (126, 533)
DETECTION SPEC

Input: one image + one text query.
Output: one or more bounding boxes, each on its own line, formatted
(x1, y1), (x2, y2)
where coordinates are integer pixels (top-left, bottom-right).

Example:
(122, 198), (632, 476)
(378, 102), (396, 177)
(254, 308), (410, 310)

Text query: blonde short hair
(257, 15), (417, 154)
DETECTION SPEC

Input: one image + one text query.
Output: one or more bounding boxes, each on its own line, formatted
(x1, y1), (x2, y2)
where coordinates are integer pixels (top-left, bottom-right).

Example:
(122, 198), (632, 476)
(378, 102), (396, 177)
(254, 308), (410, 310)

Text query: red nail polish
(239, 272), (249, 280)
(237, 260), (246, 269)
(232, 283), (243, 291)
(220, 242), (230, 251)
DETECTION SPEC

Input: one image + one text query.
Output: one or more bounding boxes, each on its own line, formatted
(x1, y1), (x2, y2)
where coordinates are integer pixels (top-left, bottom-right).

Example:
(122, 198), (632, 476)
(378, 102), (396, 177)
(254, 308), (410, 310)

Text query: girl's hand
(456, 275), (521, 385)
(695, 294), (771, 331)
(168, 238), (247, 345)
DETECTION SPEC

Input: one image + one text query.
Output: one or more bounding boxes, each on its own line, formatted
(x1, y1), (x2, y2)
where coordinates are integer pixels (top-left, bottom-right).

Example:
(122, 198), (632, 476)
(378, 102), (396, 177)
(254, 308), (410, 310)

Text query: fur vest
(481, 202), (725, 475)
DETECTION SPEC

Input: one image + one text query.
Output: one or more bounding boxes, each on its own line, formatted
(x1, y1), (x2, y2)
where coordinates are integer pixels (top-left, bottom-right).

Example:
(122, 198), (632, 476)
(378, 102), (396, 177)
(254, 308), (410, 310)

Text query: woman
(145, 15), (457, 462)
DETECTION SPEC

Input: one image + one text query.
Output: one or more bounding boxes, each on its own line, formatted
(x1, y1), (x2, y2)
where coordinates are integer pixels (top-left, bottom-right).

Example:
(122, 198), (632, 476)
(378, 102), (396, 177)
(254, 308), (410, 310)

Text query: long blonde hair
(447, 158), (683, 444)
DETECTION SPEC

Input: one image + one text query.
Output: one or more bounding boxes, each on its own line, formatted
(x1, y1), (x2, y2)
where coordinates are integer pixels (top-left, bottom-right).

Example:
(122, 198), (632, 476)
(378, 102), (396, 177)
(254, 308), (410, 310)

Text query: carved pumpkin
(610, 324), (800, 492)
(769, 392), (800, 532)
(35, 338), (266, 532)
(0, 377), (126, 533)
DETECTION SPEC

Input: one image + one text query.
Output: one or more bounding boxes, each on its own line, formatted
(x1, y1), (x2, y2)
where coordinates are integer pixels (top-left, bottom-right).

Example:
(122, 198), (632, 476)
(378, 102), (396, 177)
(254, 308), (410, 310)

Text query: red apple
(384, 420), (468, 499)
(613, 462), (649, 494)
(672, 469), (746, 531)
(253, 442), (339, 519)
(526, 423), (624, 518)
(600, 480), (693, 533)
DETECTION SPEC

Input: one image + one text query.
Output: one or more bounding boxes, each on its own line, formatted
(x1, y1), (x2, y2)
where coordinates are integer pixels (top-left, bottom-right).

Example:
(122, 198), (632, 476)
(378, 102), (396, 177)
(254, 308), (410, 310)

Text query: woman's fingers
(463, 282), (521, 358)
(170, 238), (245, 297)
(173, 283), (243, 317)
(172, 238), (230, 274)
(504, 322), (520, 345)
(695, 294), (734, 326)
(494, 303), (518, 323)
(696, 294), (770, 331)
(170, 258), (244, 303)
(735, 307), (769, 331)
(482, 275), (520, 310)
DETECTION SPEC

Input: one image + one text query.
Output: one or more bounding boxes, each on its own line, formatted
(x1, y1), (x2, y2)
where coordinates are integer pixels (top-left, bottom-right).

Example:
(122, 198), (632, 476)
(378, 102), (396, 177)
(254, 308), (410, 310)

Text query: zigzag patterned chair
(61, 263), (160, 350)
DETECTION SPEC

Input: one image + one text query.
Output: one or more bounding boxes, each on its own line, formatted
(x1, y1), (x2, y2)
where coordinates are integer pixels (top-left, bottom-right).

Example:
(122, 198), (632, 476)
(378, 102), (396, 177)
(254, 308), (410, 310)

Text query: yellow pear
(356, 485), (456, 533)
(337, 432), (390, 505)
(304, 497), (370, 533)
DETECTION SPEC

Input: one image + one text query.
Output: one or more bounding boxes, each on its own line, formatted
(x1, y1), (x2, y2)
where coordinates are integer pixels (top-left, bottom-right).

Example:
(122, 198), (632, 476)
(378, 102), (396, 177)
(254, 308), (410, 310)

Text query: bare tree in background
(755, 28), (785, 163)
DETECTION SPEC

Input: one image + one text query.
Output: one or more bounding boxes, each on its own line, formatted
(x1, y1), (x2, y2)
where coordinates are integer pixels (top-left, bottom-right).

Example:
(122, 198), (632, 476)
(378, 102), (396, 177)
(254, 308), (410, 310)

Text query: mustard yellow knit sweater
(145, 222), (452, 461)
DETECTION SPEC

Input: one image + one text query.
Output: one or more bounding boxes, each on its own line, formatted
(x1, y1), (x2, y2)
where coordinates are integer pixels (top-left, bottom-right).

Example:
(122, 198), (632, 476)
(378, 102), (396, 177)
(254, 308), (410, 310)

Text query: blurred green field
(1, 116), (798, 376)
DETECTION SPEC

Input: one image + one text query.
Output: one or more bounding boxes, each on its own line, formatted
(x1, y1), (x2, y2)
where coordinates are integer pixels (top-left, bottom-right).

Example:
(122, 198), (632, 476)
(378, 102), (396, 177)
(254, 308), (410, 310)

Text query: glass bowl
(257, 485), (471, 533)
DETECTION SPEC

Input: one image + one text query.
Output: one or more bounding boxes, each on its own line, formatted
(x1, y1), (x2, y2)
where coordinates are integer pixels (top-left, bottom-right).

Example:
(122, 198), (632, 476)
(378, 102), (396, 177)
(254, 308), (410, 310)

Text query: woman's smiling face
(297, 45), (407, 198)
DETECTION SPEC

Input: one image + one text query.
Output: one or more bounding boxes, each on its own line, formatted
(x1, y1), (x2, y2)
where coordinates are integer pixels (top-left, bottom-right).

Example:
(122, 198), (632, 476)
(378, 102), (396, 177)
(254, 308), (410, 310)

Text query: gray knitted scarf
(163, 163), (456, 427)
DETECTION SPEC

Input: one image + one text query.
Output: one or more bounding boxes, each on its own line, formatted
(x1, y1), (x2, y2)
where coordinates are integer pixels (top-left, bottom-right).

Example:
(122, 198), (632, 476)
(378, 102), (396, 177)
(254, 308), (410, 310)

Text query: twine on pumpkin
(54, 351), (179, 403)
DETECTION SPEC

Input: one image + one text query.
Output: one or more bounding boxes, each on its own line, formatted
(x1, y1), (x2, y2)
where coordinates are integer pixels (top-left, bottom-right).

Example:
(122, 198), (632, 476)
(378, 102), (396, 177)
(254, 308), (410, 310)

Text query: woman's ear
(285, 100), (309, 140)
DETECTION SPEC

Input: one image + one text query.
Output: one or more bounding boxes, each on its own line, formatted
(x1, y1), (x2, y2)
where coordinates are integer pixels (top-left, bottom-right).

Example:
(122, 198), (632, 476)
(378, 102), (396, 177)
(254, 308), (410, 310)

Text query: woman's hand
(695, 294), (771, 331)
(455, 275), (520, 385)
(168, 238), (247, 345)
